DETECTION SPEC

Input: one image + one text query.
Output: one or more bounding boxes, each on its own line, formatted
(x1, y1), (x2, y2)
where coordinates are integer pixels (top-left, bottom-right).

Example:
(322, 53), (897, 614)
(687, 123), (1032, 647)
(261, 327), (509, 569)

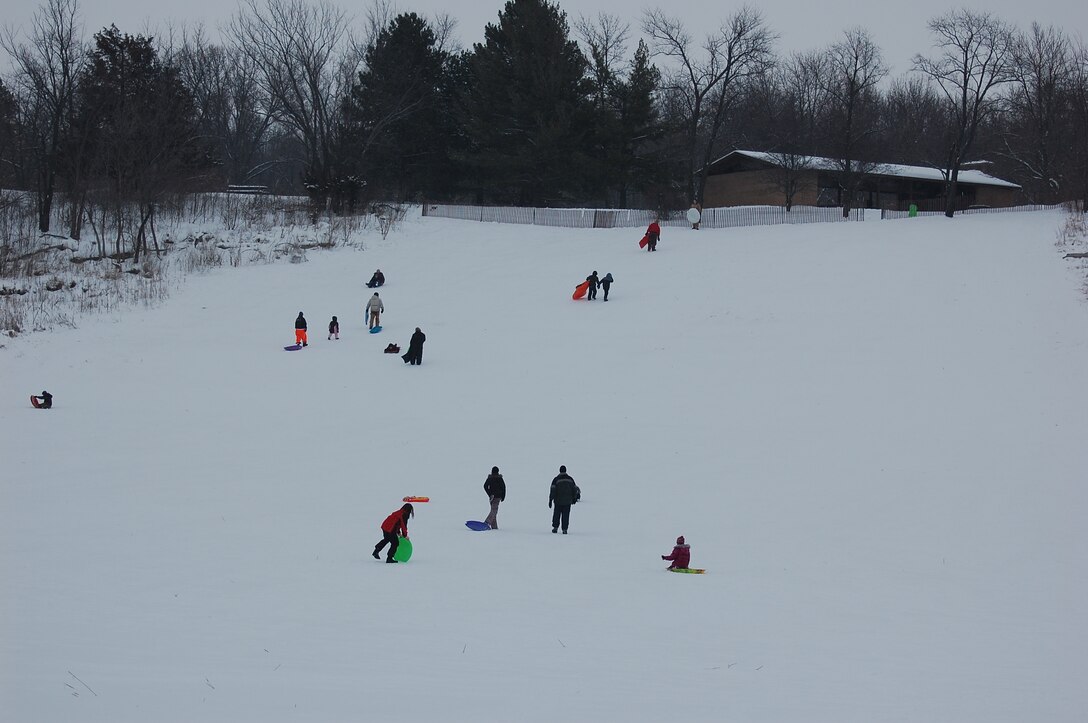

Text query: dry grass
(0, 192), (406, 337)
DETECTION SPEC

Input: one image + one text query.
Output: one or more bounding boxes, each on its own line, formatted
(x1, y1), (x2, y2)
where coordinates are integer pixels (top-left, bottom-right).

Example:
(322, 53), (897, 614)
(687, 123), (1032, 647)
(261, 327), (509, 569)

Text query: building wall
(703, 170), (819, 207)
(973, 185), (1022, 208)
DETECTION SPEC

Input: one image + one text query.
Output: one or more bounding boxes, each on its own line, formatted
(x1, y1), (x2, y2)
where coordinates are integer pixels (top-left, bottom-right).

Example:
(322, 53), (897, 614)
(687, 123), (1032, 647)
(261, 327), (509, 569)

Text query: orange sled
(403, 496), (430, 503)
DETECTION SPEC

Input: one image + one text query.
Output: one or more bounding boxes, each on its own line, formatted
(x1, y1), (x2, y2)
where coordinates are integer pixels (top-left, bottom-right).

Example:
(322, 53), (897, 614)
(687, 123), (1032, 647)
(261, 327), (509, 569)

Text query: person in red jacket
(661, 535), (690, 570)
(373, 503), (414, 563)
(646, 219), (661, 252)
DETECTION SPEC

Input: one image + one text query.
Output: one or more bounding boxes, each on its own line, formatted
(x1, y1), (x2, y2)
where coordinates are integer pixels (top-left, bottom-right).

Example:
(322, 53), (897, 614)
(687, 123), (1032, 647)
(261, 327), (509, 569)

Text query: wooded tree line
(2, 0), (1087, 237)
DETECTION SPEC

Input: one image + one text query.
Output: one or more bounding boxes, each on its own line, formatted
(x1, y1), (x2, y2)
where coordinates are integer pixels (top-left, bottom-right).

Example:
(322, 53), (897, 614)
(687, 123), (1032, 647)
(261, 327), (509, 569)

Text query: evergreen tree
(603, 40), (665, 207)
(72, 26), (199, 256)
(458, 0), (593, 205)
(340, 12), (449, 204)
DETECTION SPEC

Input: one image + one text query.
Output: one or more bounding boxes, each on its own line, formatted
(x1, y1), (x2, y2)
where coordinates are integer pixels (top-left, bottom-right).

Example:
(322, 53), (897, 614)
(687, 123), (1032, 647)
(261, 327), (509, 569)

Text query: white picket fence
(422, 204), (863, 229)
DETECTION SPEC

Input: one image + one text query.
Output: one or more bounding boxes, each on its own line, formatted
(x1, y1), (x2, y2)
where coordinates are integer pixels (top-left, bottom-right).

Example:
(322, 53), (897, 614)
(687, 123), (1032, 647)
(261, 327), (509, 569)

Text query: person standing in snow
(484, 466), (506, 530)
(294, 311), (308, 347)
(646, 218), (660, 252)
(600, 272), (613, 301)
(373, 503), (414, 563)
(328, 315), (340, 340)
(586, 271), (600, 300)
(366, 293), (384, 329)
(402, 327), (425, 365)
(661, 536), (691, 570)
(549, 465), (578, 534)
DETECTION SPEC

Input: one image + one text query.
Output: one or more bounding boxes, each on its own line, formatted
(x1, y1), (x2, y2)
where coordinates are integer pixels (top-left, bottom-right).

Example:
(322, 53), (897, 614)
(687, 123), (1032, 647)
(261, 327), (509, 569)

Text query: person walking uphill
(600, 272), (613, 301)
(549, 465), (579, 534)
(328, 315), (339, 340)
(294, 312), (308, 347)
(484, 466), (506, 529)
(366, 293), (384, 329)
(402, 327), (425, 365)
(646, 219), (660, 252)
(373, 503), (414, 563)
(586, 271), (599, 300)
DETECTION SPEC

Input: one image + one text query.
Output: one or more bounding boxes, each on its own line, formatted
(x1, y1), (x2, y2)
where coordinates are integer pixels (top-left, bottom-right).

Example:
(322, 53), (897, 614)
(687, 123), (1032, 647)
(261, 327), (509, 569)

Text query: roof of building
(709, 150), (1021, 189)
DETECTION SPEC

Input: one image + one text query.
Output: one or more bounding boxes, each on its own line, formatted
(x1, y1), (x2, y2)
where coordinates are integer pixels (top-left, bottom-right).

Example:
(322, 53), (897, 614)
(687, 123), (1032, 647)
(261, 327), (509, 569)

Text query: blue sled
(465, 520), (491, 531)
(284, 344), (302, 351)
(369, 326), (382, 334)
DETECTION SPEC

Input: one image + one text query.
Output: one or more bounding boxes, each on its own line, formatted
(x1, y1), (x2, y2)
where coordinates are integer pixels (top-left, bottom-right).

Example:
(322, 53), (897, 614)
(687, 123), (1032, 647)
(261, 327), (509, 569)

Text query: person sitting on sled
(661, 535), (690, 570)
(33, 390), (53, 409)
(367, 269), (385, 288)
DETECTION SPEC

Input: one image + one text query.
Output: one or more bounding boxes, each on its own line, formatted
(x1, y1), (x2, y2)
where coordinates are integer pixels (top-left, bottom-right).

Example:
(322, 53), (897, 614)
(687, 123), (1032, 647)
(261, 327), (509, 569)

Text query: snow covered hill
(2, 210), (1087, 722)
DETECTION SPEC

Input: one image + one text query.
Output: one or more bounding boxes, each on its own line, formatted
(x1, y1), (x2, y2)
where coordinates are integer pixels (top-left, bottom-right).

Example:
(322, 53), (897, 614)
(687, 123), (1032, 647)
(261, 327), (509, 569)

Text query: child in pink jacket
(661, 536), (690, 570)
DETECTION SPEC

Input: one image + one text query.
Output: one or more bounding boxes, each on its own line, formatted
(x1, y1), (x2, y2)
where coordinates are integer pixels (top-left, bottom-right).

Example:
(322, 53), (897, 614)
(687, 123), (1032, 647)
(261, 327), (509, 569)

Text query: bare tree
(577, 13), (630, 108)
(176, 27), (274, 185)
(882, 75), (946, 166)
(229, 0), (352, 209)
(822, 28), (887, 216)
(1003, 23), (1073, 202)
(759, 52), (826, 209)
(1070, 41), (1088, 211)
(913, 9), (1015, 217)
(643, 5), (774, 204)
(2, 0), (85, 232)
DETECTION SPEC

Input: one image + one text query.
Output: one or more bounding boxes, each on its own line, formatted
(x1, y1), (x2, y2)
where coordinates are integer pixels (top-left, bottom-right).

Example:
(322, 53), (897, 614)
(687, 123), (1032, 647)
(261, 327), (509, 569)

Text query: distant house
(703, 150), (1022, 211)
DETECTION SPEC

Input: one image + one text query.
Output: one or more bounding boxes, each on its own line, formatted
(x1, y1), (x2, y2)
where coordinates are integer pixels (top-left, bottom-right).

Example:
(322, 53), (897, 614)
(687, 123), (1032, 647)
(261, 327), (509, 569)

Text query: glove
(661, 556), (667, 560)
(548, 502), (552, 508)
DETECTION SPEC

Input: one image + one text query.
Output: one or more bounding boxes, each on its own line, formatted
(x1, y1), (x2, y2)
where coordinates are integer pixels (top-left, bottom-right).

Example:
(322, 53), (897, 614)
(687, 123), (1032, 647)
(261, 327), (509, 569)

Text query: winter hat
(332, 315), (337, 321)
(559, 465), (567, 473)
(492, 466), (499, 474)
(676, 536), (685, 545)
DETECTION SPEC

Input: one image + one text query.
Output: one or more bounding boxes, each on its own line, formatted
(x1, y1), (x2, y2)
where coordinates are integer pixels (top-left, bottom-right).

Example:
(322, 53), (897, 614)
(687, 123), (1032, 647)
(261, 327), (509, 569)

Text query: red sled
(638, 234), (648, 249)
(572, 281), (590, 300)
(30, 395), (42, 408)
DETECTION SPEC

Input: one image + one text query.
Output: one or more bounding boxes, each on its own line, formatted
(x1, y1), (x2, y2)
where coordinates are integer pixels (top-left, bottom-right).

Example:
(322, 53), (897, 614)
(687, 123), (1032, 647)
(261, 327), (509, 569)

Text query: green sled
(393, 536), (413, 562)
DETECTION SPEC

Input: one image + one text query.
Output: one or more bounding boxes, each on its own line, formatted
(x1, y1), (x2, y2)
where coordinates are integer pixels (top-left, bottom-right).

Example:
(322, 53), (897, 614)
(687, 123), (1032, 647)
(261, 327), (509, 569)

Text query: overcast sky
(1, 0), (1085, 75)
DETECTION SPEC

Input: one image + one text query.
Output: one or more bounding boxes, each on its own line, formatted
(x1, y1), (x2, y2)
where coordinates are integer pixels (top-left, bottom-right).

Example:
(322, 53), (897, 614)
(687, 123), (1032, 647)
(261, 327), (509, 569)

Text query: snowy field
(2, 210), (1087, 722)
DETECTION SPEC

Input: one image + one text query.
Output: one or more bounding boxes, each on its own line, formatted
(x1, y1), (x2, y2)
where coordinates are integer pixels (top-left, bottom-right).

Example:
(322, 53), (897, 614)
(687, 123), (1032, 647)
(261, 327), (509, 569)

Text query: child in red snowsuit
(662, 535), (690, 570)
(373, 503), (413, 563)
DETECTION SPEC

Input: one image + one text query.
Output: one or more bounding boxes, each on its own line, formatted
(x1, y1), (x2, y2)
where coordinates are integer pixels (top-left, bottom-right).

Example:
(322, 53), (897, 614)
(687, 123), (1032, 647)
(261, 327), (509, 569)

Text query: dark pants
(587, 284), (597, 300)
(551, 504), (571, 532)
(375, 530), (399, 561)
(601, 282), (610, 300)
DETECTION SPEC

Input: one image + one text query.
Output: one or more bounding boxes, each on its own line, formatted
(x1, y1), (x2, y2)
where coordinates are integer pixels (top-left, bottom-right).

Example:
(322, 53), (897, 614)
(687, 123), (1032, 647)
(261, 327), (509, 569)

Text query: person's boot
(372, 549), (380, 560)
(562, 530), (568, 534)
(552, 528), (557, 534)
(386, 558), (398, 563)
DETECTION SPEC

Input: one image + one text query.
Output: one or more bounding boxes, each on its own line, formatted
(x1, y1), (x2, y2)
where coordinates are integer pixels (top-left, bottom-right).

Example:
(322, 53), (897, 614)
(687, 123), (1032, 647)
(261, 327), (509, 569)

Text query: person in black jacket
(294, 311), (308, 347)
(402, 327), (426, 365)
(483, 466), (506, 530)
(33, 390), (53, 409)
(367, 269), (385, 288)
(586, 271), (599, 300)
(549, 465), (578, 534)
(328, 315), (339, 340)
(600, 272), (613, 301)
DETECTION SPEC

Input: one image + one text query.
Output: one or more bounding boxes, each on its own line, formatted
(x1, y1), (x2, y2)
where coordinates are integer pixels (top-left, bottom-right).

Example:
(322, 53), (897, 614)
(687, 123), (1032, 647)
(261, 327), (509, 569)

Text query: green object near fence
(908, 204), (918, 218)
